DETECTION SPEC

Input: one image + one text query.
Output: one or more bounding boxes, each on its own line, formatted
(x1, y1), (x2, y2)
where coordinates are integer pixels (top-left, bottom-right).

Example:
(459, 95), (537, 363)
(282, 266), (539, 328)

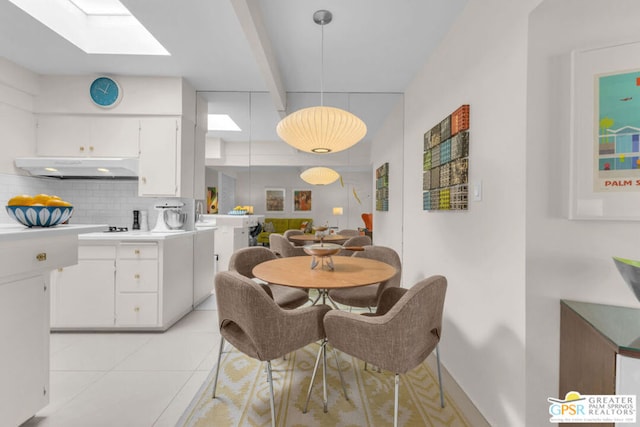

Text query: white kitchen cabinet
(193, 228), (215, 306)
(0, 224), (103, 427)
(116, 293), (158, 326)
(115, 242), (159, 326)
(51, 245), (116, 328)
(51, 233), (194, 331)
(212, 215), (262, 272)
(215, 226), (248, 272)
(36, 115), (140, 157)
(0, 275), (48, 427)
(138, 116), (196, 198)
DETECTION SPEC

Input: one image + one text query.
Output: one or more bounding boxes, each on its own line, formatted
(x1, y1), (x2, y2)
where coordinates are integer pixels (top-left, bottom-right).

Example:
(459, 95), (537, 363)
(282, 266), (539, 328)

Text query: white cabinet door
(116, 293), (158, 326)
(36, 115), (140, 157)
(138, 117), (179, 196)
(0, 275), (49, 427)
(36, 115), (91, 156)
(89, 116), (140, 157)
(116, 260), (159, 292)
(51, 259), (116, 327)
(193, 229), (215, 305)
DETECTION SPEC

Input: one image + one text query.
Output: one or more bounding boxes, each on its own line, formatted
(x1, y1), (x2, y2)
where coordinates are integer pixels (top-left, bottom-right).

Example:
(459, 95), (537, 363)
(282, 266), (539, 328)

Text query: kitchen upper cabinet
(36, 115), (140, 157)
(138, 117), (195, 198)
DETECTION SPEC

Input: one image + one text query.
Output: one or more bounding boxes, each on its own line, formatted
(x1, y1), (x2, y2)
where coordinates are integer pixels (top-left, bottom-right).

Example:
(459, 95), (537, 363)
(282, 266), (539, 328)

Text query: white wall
(526, 1), (640, 425)
(370, 98), (404, 258)
(399, 0), (540, 425)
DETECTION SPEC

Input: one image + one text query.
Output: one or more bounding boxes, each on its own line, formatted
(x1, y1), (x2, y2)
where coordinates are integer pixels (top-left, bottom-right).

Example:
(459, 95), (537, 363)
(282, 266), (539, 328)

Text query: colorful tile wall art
(376, 162), (389, 211)
(423, 105), (469, 211)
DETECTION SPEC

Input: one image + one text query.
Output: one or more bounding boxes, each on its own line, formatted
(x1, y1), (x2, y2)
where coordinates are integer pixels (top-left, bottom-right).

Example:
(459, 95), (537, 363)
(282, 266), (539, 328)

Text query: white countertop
(0, 223), (108, 241)
(80, 229), (199, 241)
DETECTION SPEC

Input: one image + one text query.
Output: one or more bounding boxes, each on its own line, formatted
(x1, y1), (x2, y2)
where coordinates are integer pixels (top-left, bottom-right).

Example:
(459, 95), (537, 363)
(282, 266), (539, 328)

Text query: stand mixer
(152, 201), (187, 233)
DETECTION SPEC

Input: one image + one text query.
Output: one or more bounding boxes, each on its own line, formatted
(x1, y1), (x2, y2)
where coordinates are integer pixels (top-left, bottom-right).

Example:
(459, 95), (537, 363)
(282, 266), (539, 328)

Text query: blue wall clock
(89, 76), (121, 108)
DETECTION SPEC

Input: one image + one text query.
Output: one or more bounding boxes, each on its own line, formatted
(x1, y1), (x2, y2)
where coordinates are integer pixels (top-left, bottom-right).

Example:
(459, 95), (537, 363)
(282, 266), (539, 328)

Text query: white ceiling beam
(230, 0), (286, 117)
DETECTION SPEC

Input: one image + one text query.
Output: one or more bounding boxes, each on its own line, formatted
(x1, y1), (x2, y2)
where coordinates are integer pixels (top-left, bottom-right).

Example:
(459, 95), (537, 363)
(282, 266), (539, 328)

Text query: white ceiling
(0, 0), (467, 168)
(0, 0), (466, 95)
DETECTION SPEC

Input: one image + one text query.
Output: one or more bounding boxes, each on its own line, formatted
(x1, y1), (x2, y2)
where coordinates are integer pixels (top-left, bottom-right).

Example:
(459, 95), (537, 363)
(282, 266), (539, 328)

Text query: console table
(560, 300), (640, 427)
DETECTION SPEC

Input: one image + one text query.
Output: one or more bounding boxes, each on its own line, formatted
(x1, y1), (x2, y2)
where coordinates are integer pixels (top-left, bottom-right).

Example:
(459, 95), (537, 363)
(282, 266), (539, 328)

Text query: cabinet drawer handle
(141, 177), (147, 184)
(79, 146), (85, 152)
(134, 306), (140, 313)
(89, 146), (94, 152)
(36, 252), (47, 262)
(58, 268), (63, 272)
(134, 249), (140, 255)
(134, 274), (140, 279)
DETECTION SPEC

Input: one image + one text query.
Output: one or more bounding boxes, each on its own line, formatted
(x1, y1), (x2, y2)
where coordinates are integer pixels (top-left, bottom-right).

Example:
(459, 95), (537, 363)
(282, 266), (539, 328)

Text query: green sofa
(257, 217), (313, 246)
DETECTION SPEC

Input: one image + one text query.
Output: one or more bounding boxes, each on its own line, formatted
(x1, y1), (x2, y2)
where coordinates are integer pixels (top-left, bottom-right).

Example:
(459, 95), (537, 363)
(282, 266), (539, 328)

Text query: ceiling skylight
(69, 0), (130, 16)
(8, 0), (169, 55)
(208, 114), (242, 132)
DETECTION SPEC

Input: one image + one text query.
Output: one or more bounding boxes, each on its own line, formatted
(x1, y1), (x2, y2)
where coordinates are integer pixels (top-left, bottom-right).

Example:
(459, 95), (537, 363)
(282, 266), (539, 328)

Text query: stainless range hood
(14, 157), (138, 179)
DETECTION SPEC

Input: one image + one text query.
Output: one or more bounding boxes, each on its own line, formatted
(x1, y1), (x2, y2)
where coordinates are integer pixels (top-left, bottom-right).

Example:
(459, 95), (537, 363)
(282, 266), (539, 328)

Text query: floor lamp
(333, 207), (343, 230)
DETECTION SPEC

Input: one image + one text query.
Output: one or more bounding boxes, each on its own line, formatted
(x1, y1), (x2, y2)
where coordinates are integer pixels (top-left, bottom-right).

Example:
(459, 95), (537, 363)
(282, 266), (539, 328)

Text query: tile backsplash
(0, 173), (195, 229)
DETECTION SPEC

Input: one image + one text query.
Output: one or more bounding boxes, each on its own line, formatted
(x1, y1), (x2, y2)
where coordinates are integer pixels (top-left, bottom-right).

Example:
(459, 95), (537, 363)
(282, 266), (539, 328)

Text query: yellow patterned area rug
(179, 342), (470, 427)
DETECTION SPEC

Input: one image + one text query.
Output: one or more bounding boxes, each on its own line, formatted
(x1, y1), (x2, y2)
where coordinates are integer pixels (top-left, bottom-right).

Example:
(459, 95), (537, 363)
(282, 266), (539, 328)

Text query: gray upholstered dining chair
(228, 246), (309, 309)
(329, 245), (401, 310)
(323, 275), (448, 427)
(336, 235), (372, 256)
(212, 271), (330, 427)
(337, 229), (359, 237)
(283, 229), (305, 246)
(269, 233), (308, 257)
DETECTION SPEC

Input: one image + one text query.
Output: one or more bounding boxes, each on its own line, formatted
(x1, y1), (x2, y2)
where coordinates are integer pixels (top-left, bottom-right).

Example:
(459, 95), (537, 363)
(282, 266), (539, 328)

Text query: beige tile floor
(22, 294), (222, 427)
(21, 292), (488, 427)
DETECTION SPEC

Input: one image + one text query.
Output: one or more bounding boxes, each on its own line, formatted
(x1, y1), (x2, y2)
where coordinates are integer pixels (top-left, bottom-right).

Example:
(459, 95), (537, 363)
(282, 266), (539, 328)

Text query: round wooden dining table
(252, 255), (397, 306)
(288, 234), (350, 245)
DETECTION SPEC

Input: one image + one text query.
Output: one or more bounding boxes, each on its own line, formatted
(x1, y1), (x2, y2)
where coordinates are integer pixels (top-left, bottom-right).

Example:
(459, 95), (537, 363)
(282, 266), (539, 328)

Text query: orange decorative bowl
(6, 205), (74, 227)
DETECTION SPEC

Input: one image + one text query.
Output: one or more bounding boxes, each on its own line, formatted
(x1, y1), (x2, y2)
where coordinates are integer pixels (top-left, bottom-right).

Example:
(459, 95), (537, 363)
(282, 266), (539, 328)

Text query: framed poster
(570, 42), (640, 220)
(265, 188), (285, 212)
(293, 189), (312, 212)
(376, 162), (389, 211)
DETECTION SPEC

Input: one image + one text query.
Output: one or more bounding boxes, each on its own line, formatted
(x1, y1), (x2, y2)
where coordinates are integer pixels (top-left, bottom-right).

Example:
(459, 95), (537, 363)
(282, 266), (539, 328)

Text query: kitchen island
(51, 229), (215, 331)
(0, 223), (106, 427)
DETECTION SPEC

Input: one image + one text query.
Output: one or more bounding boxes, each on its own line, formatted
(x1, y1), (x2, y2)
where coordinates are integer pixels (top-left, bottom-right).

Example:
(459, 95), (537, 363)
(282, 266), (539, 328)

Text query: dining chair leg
(212, 336), (225, 398)
(331, 347), (349, 401)
(322, 338), (328, 413)
(311, 292), (322, 305)
(436, 344), (445, 408)
(304, 340), (325, 413)
(327, 295), (340, 310)
(266, 361), (276, 427)
(394, 373), (399, 427)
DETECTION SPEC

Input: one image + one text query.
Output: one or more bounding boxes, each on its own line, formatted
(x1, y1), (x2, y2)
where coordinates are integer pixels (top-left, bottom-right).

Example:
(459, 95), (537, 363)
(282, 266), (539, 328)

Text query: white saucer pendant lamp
(300, 166), (340, 185)
(277, 106), (366, 154)
(277, 10), (367, 154)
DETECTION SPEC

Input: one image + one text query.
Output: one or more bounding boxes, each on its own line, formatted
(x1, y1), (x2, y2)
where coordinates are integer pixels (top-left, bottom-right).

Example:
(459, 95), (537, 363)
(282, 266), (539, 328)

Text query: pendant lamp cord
(320, 20), (324, 106)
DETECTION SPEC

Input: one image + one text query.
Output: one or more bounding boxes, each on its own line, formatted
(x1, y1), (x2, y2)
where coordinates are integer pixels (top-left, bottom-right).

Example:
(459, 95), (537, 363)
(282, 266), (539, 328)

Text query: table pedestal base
(310, 255), (334, 271)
